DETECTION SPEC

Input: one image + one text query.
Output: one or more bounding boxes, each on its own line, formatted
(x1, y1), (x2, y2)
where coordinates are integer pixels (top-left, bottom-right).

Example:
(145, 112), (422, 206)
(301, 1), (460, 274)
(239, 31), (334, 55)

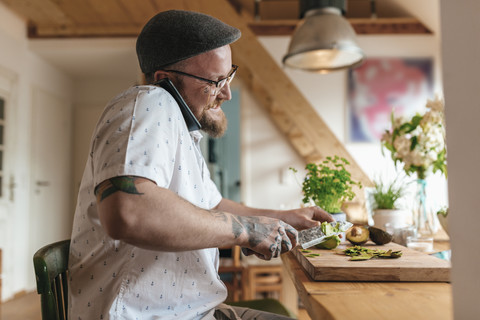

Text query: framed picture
(347, 57), (433, 143)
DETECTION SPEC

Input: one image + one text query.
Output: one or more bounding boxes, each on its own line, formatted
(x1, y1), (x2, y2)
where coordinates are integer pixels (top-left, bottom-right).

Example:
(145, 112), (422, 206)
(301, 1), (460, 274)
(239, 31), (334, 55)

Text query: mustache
(204, 98), (225, 111)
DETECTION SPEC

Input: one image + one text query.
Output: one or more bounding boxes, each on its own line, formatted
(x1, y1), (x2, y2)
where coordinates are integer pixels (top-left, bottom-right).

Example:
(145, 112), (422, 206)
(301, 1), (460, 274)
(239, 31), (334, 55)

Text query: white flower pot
(373, 209), (409, 231)
(330, 212), (347, 222)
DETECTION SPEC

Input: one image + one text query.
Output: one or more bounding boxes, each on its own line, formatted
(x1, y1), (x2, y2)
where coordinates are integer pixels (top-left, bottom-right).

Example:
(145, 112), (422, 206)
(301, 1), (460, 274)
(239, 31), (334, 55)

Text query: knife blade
(298, 221), (353, 249)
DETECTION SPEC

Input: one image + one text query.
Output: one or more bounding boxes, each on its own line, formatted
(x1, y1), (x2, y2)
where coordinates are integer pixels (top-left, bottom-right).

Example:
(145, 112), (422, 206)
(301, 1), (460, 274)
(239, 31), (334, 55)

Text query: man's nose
(217, 82), (232, 101)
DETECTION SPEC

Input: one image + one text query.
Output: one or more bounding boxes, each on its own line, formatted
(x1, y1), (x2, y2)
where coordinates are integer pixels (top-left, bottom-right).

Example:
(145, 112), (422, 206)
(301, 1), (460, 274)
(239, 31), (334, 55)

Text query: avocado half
(315, 235), (341, 250)
(346, 225), (370, 245)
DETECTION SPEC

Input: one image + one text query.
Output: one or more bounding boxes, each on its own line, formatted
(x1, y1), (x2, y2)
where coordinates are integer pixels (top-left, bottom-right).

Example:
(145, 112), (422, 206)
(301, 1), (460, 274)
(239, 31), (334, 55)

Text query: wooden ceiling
(0, 0), (430, 38)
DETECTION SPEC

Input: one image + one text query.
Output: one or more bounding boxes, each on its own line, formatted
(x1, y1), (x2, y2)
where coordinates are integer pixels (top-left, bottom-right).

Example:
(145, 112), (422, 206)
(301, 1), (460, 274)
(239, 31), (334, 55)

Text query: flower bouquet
(381, 96), (447, 236)
(381, 96), (447, 180)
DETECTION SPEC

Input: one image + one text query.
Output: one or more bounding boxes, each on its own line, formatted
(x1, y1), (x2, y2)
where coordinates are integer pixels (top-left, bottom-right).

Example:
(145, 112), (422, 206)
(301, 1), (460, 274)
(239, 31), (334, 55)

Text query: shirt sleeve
(91, 87), (185, 189)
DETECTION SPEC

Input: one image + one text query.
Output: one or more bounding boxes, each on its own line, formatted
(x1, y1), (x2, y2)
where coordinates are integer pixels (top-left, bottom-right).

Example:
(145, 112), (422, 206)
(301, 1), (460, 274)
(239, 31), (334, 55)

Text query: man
(68, 9), (333, 319)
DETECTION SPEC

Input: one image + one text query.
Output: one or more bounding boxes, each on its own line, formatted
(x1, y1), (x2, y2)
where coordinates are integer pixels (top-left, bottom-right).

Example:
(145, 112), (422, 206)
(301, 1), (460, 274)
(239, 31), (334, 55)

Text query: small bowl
(406, 236), (434, 253)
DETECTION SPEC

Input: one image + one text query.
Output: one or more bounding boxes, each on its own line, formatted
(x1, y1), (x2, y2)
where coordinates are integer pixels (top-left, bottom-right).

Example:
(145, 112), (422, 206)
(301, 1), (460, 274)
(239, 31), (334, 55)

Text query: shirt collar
(190, 130), (203, 143)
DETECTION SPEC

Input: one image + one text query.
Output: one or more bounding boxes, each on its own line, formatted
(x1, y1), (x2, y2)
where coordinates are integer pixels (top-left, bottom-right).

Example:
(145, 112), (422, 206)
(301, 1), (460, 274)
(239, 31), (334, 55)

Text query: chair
(227, 298), (294, 317)
(33, 240), (295, 319)
(243, 264), (284, 301)
(33, 239), (70, 320)
(219, 246), (294, 317)
(218, 245), (247, 301)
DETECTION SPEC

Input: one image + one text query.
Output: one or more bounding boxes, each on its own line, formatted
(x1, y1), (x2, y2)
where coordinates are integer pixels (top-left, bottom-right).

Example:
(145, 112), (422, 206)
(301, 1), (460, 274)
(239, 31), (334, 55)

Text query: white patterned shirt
(68, 85), (225, 320)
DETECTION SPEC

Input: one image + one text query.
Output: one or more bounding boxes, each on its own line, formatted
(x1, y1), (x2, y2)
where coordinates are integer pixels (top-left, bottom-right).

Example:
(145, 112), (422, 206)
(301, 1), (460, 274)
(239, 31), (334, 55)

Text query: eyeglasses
(163, 65), (238, 96)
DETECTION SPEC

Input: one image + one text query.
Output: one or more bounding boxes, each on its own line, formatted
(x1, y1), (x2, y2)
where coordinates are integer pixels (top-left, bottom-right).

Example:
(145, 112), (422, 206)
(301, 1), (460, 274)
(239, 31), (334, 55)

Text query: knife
(298, 221), (353, 249)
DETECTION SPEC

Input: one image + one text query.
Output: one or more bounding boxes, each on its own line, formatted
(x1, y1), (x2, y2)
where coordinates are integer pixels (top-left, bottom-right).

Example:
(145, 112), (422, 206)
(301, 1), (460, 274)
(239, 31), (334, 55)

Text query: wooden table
(282, 249), (453, 320)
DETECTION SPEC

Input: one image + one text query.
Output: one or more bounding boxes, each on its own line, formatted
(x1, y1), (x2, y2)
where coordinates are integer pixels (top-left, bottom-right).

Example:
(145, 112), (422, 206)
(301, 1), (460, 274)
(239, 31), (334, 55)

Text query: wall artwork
(347, 57), (433, 143)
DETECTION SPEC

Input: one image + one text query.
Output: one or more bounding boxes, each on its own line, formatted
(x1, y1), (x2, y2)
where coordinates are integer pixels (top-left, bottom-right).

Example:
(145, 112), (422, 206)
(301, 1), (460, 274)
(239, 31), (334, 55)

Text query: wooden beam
(248, 17), (431, 36)
(27, 17), (432, 38)
(29, 24), (142, 38)
(350, 17), (432, 34)
(227, 0), (256, 21)
(248, 20), (298, 36)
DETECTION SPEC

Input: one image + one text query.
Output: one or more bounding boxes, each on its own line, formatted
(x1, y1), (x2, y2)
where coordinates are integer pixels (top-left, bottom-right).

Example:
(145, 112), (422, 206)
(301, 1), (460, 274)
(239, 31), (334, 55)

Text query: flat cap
(136, 10), (241, 73)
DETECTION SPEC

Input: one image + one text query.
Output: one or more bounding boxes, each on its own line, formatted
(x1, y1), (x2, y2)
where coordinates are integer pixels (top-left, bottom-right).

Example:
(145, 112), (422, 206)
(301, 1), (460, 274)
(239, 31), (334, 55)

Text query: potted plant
(290, 155), (362, 222)
(436, 207), (449, 235)
(370, 176), (409, 230)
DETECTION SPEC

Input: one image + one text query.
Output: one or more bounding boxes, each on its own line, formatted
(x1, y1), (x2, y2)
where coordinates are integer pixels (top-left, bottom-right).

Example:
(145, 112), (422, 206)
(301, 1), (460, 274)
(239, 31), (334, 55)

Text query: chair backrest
(33, 239), (70, 320)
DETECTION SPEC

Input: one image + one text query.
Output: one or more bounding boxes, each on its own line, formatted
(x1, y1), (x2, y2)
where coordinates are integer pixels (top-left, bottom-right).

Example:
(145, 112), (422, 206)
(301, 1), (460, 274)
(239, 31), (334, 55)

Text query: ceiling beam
(249, 17), (431, 36)
(27, 17), (431, 38)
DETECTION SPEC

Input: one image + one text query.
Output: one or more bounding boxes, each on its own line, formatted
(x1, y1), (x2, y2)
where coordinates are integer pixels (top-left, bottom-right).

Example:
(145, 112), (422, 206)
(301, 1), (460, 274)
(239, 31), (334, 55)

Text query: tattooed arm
(214, 198), (335, 259)
(95, 176), (296, 259)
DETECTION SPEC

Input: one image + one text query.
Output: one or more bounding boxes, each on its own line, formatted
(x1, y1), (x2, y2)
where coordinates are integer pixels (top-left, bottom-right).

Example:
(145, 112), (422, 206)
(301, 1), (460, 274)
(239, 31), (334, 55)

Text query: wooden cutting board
(292, 241), (451, 282)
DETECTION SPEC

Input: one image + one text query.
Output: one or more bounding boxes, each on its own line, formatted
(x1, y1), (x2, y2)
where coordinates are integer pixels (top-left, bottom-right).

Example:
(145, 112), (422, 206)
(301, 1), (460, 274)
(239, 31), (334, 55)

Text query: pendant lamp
(283, 0), (365, 73)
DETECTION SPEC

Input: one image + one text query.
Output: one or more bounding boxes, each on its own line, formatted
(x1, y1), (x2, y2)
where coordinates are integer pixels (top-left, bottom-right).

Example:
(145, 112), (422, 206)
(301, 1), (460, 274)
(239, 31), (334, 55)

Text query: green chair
(33, 239), (70, 320)
(33, 240), (295, 319)
(227, 298), (295, 318)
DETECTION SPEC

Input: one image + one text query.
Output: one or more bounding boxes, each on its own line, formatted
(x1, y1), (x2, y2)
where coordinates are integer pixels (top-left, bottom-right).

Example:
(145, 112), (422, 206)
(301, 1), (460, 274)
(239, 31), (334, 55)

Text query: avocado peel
(368, 226), (393, 245)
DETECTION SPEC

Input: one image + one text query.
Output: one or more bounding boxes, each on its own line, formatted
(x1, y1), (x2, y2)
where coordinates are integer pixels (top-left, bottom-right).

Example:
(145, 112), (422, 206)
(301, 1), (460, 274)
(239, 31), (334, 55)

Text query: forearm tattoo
(231, 216), (243, 239)
(210, 210), (228, 223)
(232, 216), (274, 247)
(95, 176), (144, 202)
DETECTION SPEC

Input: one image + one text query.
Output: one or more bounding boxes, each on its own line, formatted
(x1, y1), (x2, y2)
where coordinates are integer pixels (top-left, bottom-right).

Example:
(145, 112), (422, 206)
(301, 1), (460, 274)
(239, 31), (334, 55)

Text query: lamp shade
(283, 7), (364, 73)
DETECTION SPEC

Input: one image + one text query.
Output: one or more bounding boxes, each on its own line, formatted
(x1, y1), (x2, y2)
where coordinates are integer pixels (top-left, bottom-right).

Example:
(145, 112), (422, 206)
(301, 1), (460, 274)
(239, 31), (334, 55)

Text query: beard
(198, 98), (228, 138)
(171, 77), (228, 138)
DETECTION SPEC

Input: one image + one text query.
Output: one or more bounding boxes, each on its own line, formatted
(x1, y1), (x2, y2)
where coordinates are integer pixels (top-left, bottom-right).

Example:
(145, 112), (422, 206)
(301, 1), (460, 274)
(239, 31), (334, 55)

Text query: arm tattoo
(210, 210), (228, 223)
(210, 211), (243, 239)
(95, 176), (144, 202)
(234, 216), (275, 247)
(231, 216), (244, 239)
(245, 218), (271, 248)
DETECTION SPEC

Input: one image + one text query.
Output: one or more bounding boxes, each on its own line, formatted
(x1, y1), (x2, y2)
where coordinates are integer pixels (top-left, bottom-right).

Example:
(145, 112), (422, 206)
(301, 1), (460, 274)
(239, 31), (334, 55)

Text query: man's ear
(154, 70), (169, 82)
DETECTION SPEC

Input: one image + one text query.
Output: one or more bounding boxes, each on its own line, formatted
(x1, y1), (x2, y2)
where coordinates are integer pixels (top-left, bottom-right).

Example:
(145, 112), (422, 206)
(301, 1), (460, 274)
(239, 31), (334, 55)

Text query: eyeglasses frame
(162, 64), (238, 95)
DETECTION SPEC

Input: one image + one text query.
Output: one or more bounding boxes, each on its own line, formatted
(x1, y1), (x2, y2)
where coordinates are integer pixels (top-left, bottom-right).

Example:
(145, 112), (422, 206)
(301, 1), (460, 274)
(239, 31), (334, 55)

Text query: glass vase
(413, 179), (435, 238)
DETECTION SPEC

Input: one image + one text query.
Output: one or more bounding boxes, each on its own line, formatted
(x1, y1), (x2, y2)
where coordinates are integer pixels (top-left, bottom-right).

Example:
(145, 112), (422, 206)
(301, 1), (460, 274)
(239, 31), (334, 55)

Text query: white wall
(240, 80), (305, 209)
(0, 2), (74, 301)
(440, 0), (480, 318)
(72, 76), (138, 198)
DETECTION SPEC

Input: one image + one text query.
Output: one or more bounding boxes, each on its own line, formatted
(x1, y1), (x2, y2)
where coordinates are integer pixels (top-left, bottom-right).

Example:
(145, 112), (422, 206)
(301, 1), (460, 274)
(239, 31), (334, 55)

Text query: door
(28, 87), (73, 284)
(207, 89), (241, 202)
(0, 66), (18, 301)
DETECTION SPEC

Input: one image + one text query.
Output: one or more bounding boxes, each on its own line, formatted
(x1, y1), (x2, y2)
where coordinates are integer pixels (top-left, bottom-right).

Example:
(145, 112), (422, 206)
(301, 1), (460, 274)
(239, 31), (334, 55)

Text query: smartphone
(154, 78), (201, 131)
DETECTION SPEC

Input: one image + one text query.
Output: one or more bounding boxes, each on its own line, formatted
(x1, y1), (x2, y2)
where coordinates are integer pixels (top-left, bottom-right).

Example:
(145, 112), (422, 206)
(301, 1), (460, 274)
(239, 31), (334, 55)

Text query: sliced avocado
(315, 235), (341, 250)
(368, 226), (393, 245)
(321, 222), (335, 236)
(346, 225), (370, 245)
